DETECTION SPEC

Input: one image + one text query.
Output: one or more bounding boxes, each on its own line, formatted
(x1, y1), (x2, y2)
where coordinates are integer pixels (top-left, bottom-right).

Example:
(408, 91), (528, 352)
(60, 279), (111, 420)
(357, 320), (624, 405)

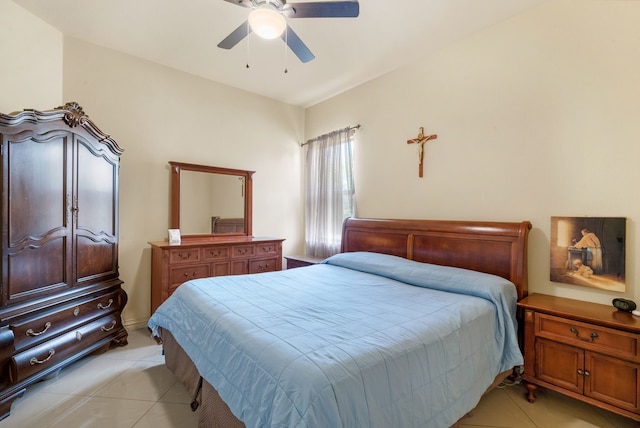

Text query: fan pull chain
(246, 21), (250, 69)
(283, 28), (288, 74)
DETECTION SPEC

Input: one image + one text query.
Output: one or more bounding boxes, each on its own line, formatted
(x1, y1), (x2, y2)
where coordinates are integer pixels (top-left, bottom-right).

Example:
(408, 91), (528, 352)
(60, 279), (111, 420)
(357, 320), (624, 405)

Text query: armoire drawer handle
(570, 327), (598, 342)
(26, 322), (52, 337)
(97, 299), (114, 310)
(30, 349), (55, 365)
(101, 320), (117, 332)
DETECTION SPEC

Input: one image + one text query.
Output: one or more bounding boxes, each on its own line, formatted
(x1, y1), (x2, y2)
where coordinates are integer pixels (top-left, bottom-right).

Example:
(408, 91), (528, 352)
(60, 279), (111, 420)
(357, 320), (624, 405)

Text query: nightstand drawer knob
(570, 327), (598, 342)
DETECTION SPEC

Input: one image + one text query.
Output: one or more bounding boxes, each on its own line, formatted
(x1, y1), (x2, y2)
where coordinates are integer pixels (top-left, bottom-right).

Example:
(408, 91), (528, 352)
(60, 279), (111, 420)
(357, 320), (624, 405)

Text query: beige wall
(0, 0), (62, 111)
(305, 0), (640, 306)
(62, 38), (305, 327)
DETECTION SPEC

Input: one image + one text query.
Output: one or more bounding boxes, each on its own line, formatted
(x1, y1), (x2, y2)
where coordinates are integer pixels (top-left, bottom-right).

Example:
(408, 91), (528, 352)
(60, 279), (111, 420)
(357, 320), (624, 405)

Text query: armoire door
(1, 132), (73, 306)
(73, 137), (119, 288)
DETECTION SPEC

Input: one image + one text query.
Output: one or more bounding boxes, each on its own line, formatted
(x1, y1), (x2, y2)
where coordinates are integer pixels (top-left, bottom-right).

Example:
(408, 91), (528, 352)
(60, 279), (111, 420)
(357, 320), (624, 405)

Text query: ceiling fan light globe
(248, 9), (286, 39)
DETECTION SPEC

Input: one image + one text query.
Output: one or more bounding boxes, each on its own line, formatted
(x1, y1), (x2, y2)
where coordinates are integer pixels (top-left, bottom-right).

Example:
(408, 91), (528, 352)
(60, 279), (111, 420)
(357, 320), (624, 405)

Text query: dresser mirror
(169, 161), (254, 237)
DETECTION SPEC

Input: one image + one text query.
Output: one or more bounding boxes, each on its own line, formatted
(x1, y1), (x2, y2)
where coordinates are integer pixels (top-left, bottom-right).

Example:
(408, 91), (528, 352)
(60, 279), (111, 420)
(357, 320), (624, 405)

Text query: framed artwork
(550, 217), (626, 292)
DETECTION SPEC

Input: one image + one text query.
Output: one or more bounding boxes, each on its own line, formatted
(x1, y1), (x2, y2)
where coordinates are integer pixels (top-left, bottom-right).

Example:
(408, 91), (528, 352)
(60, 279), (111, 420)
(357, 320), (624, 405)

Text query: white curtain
(305, 127), (355, 258)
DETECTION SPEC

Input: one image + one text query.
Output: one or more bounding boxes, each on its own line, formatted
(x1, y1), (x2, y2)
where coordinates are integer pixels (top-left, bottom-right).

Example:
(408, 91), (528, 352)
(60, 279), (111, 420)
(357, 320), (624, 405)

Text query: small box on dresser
(518, 293), (640, 423)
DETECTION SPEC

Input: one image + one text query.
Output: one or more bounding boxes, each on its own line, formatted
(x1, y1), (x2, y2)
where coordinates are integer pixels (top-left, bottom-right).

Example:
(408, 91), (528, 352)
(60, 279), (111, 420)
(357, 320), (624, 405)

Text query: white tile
(505, 386), (622, 428)
(103, 328), (163, 361)
(93, 360), (178, 401)
(45, 396), (154, 428)
(456, 387), (537, 428)
(32, 354), (137, 396)
(132, 402), (200, 428)
(0, 392), (89, 428)
(158, 380), (193, 405)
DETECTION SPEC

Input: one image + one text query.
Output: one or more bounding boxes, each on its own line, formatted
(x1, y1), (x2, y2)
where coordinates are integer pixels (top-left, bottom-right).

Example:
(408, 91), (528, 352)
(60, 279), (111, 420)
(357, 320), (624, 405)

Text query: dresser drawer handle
(570, 327), (598, 342)
(178, 252), (192, 259)
(30, 349), (55, 365)
(259, 263), (270, 271)
(101, 320), (117, 332)
(26, 322), (52, 337)
(97, 299), (114, 310)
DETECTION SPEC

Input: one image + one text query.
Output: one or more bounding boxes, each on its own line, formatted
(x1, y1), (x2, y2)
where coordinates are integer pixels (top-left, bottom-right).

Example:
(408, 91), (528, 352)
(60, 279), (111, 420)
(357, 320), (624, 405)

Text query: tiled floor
(0, 327), (637, 428)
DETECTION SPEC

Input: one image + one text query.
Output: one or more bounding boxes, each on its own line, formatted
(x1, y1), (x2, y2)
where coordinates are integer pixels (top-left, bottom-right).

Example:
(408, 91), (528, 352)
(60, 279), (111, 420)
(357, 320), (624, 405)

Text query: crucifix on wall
(407, 127), (437, 177)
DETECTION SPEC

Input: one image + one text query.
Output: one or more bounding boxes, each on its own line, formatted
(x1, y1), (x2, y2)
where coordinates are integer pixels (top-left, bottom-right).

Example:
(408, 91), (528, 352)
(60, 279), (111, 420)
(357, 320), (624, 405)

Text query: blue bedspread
(148, 252), (523, 428)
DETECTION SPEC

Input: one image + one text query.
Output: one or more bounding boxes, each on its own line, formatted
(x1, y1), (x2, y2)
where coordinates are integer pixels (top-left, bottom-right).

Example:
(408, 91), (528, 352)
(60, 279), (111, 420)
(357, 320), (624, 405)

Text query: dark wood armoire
(0, 103), (128, 420)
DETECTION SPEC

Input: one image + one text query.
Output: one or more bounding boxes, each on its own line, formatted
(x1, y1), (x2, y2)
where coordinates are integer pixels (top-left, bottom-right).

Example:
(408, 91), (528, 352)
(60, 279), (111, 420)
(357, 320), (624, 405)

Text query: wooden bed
(157, 217), (531, 427)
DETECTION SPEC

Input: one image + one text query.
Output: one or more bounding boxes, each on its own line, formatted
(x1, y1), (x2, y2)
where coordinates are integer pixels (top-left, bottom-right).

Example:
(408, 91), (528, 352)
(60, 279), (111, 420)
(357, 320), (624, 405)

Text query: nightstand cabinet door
(585, 352), (640, 413)
(536, 338), (584, 394)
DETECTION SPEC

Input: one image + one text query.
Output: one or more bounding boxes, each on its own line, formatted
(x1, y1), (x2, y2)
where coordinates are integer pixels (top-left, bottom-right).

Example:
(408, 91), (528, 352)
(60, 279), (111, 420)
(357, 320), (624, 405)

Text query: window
(304, 127), (356, 258)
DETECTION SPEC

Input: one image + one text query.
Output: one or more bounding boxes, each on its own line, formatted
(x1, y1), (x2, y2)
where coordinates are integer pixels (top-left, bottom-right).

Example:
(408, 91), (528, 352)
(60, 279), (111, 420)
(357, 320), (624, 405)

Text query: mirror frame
(169, 161), (254, 237)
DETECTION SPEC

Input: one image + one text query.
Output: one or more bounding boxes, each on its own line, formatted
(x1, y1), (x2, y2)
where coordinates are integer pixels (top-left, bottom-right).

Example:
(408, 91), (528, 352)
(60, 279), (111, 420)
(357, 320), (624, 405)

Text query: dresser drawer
(256, 242), (279, 256)
(202, 246), (230, 260)
(231, 245), (255, 258)
(249, 257), (278, 274)
(11, 290), (123, 353)
(169, 248), (201, 264)
(169, 264), (210, 286)
(536, 313), (639, 362)
(9, 314), (121, 384)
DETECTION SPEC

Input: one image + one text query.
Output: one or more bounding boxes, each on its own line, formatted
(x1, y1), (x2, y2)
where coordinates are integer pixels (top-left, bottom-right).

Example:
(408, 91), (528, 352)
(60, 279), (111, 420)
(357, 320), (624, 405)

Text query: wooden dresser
(0, 103), (128, 421)
(518, 294), (640, 422)
(150, 236), (284, 313)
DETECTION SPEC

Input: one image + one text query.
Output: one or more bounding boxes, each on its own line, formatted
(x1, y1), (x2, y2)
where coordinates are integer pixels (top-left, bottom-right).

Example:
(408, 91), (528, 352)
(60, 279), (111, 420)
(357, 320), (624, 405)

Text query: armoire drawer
(249, 258), (279, 274)
(9, 314), (121, 384)
(11, 290), (123, 353)
(169, 264), (210, 286)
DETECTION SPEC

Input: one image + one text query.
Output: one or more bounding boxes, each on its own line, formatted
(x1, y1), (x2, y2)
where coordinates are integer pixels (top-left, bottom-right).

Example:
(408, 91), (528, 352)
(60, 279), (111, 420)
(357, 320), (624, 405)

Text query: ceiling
(15, 0), (546, 108)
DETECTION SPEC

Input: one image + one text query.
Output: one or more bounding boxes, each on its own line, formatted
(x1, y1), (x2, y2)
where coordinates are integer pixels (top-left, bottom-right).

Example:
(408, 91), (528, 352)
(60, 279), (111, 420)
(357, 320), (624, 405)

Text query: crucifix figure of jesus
(407, 127), (437, 177)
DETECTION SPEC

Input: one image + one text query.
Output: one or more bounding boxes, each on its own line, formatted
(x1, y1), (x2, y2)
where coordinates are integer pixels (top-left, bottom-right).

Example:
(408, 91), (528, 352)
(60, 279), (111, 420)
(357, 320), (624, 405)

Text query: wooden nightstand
(518, 294), (640, 422)
(284, 255), (324, 269)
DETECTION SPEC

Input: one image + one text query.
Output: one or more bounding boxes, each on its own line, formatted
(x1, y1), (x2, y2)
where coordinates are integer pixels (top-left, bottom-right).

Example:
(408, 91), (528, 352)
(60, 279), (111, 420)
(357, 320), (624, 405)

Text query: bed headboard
(341, 218), (532, 300)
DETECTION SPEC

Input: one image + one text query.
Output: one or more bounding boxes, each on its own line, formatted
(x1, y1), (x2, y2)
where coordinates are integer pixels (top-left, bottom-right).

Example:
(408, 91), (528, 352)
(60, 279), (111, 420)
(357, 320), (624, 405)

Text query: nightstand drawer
(536, 313), (639, 362)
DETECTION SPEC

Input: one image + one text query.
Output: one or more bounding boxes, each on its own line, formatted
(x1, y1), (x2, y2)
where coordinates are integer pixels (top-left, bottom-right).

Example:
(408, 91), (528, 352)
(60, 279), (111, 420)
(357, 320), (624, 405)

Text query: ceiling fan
(217, 0), (360, 63)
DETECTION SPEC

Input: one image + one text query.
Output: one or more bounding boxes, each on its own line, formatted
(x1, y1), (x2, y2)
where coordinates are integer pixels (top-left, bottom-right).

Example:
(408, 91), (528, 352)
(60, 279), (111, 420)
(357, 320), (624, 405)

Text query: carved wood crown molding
(57, 102), (87, 128)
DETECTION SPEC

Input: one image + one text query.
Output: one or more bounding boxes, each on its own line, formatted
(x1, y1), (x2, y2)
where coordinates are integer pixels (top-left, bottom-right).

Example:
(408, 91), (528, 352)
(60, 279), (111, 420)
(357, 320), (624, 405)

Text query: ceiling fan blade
(282, 25), (315, 63)
(221, 0), (254, 8)
(217, 21), (251, 49)
(287, 1), (359, 18)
